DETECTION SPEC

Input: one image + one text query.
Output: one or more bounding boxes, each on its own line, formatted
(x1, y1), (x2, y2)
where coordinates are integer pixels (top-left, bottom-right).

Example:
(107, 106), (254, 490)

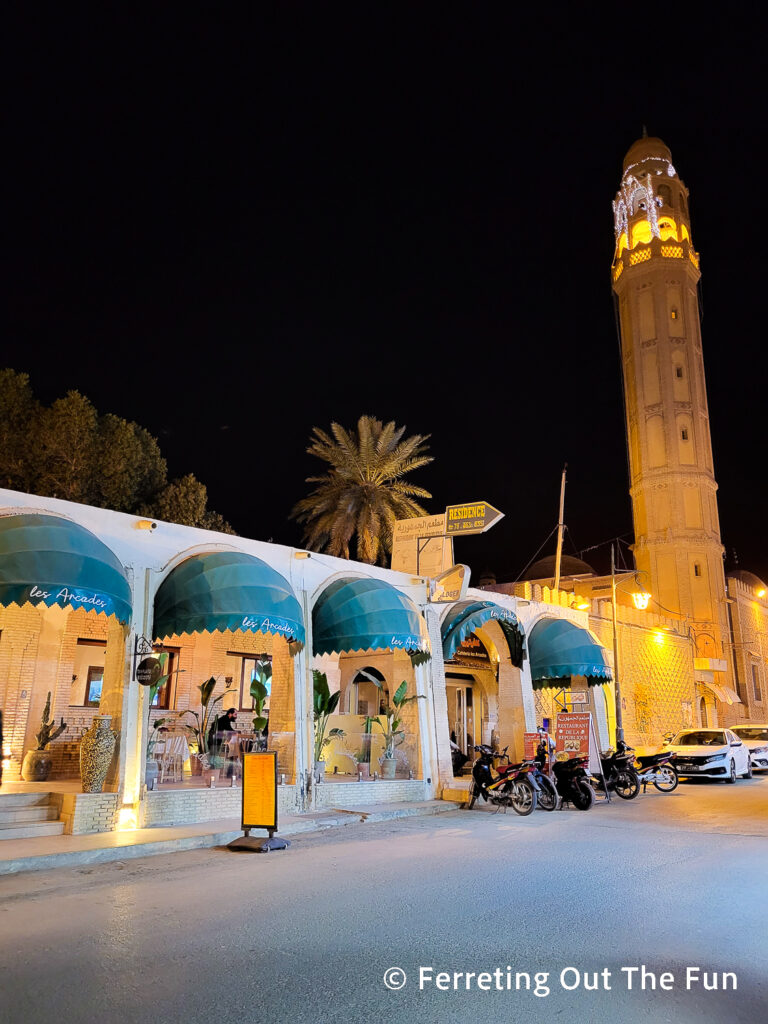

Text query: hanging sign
(451, 633), (491, 667)
(241, 751), (278, 832)
(136, 656), (163, 686)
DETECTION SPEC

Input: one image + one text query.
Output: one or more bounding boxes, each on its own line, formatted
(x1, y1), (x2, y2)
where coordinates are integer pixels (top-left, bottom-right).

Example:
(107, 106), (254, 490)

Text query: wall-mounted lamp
(293, 551), (311, 559)
(632, 590), (651, 610)
(758, 588), (766, 598)
(135, 519), (158, 531)
(571, 599), (591, 611)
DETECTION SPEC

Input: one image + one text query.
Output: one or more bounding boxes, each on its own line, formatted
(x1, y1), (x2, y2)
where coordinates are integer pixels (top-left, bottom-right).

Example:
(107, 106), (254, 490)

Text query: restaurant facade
(3, 485), (690, 838)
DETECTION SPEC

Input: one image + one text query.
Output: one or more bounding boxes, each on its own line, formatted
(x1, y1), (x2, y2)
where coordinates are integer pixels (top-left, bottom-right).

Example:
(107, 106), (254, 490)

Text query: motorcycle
(551, 753), (595, 810)
(622, 742), (678, 792)
(592, 744), (640, 799)
(467, 745), (540, 816)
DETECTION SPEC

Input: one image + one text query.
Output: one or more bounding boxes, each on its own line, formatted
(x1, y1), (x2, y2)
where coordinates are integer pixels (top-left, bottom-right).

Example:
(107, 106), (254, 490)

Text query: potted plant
(21, 692), (67, 781)
(250, 658), (271, 752)
(354, 746), (371, 779)
(313, 670), (344, 783)
(179, 676), (234, 777)
(365, 680), (423, 780)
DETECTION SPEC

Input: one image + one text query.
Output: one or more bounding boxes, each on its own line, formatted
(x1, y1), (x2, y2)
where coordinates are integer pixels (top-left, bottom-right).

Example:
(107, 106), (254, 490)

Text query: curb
(0, 800), (461, 876)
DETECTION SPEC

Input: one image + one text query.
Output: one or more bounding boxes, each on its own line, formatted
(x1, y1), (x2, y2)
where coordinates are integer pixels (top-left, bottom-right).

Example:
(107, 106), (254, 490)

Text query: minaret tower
(611, 135), (728, 662)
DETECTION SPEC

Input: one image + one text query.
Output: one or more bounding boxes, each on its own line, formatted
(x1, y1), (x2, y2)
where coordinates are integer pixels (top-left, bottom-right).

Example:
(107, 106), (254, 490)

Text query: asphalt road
(1, 775), (766, 1024)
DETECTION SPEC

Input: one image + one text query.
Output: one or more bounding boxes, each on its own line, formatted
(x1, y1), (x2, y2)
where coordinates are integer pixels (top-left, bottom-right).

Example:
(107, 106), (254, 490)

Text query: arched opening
(699, 696), (708, 727)
(311, 576), (430, 783)
(0, 512), (132, 787)
(149, 550), (305, 788)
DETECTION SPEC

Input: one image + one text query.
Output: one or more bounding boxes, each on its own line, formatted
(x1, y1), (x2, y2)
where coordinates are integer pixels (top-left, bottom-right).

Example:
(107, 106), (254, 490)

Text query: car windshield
(733, 728), (768, 741)
(672, 731), (726, 746)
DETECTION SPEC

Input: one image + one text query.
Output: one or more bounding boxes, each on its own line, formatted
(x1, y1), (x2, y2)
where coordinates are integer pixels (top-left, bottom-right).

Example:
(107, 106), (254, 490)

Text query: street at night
(2, 779), (766, 1024)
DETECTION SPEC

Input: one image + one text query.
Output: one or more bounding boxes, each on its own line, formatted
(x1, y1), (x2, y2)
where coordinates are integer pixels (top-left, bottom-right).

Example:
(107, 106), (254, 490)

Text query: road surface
(1, 776), (766, 1023)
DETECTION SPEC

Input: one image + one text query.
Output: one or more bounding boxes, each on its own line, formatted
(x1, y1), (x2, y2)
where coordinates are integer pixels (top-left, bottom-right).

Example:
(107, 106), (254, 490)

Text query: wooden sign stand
(227, 751), (290, 853)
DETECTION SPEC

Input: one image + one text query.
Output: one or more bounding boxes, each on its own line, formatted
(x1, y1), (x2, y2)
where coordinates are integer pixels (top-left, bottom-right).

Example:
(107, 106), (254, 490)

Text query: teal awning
(154, 551), (304, 646)
(528, 617), (612, 690)
(441, 600), (525, 667)
(313, 576), (429, 657)
(0, 513), (132, 624)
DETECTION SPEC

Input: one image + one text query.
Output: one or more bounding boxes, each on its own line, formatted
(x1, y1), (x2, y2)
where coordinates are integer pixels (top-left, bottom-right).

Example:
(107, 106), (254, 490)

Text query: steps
(0, 793), (65, 840)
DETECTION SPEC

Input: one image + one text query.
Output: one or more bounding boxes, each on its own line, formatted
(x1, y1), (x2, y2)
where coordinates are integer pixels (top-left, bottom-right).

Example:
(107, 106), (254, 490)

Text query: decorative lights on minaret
(611, 136), (728, 672)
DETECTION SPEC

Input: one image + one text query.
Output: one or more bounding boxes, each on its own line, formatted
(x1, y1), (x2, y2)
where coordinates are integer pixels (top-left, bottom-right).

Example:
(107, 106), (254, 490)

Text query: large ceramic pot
(21, 749), (53, 782)
(79, 715), (117, 793)
(380, 757), (397, 780)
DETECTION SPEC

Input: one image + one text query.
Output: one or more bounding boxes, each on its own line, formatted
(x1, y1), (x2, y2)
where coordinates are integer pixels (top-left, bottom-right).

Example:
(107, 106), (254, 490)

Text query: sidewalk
(0, 799), (460, 876)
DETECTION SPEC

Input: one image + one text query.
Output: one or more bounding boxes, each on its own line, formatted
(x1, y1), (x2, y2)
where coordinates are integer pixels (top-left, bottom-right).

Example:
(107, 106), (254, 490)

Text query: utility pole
(553, 464), (567, 593)
(611, 543), (624, 744)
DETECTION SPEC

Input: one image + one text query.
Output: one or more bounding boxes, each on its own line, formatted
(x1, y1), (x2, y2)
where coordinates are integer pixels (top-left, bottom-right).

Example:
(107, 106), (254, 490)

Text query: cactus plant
(36, 691), (67, 750)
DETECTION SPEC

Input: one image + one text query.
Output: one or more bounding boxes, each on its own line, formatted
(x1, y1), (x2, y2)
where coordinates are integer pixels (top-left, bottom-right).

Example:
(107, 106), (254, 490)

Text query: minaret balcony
(612, 237), (700, 282)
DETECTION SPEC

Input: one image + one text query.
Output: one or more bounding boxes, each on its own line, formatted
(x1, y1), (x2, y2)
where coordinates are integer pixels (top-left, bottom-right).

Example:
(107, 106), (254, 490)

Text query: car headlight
(703, 752), (727, 763)
(751, 745), (768, 755)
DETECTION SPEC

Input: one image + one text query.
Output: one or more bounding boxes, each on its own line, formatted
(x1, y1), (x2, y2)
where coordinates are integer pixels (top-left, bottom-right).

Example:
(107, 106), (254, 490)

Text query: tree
(291, 415), (432, 565)
(0, 369), (38, 491)
(0, 368), (234, 533)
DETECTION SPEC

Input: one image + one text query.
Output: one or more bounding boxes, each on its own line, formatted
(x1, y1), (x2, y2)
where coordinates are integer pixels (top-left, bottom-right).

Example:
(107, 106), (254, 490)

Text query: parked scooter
(622, 741), (678, 792)
(468, 745), (540, 816)
(592, 744), (640, 799)
(551, 753), (595, 810)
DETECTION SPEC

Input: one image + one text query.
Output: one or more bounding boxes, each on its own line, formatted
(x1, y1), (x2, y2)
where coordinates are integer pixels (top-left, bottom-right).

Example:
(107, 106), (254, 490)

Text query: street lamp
(610, 544), (652, 745)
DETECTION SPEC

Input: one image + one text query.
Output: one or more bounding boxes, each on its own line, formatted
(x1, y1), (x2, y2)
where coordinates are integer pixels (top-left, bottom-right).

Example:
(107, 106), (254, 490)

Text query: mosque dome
(623, 135), (673, 172)
(523, 554), (595, 582)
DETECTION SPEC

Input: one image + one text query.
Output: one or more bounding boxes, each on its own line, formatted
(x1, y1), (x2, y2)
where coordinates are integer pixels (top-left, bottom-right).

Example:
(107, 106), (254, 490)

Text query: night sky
(4, 9), (767, 582)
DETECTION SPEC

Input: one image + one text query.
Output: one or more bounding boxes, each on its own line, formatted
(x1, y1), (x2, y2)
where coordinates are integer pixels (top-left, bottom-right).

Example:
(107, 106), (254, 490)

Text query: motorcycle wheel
(571, 781), (595, 810)
(652, 765), (678, 792)
(537, 776), (558, 811)
(509, 779), (536, 816)
(467, 780), (478, 810)
(615, 768), (640, 799)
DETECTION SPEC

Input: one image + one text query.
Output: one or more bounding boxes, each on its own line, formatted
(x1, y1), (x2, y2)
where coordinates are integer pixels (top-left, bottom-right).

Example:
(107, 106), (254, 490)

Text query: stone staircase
(0, 793), (65, 840)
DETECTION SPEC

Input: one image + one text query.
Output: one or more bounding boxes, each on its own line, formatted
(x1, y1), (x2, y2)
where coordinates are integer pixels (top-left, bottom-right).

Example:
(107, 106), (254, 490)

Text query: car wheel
(742, 758), (753, 780)
(726, 759), (736, 784)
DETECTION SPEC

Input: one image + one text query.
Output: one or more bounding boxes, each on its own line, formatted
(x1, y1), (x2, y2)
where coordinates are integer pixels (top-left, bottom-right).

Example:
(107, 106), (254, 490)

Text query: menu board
(242, 751), (277, 831)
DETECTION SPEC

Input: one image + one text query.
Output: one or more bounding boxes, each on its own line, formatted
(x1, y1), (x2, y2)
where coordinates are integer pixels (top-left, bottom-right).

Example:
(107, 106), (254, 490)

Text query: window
(753, 664), (763, 702)
(671, 308), (678, 320)
(151, 645), (178, 709)
(352, 667), (387, 716)
(675, 366), (684, 379)
(227, 652), (272, 710)
(693, 563), (702, 578)
(681, 428), (689, 441)
(85, 667), (103, 707)
(71, 639), (107, 706)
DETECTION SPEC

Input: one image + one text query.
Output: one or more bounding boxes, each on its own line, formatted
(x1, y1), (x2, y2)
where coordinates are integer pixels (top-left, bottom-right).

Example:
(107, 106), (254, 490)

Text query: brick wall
(314, 779), (429, 807)
(52, 792), (120, 834)
(139, 782), (299, 827)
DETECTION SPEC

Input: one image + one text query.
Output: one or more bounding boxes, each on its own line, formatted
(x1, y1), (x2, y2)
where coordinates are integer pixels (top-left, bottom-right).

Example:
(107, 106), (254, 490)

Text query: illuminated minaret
(611, 135), (728, 663)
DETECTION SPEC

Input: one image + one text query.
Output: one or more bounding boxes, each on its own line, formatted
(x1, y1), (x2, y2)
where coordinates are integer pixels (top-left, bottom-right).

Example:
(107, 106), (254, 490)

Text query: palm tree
(291, 415), (433, 565)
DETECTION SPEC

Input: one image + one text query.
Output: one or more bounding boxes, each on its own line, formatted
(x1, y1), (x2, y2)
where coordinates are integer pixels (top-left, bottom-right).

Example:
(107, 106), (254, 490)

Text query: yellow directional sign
(445, 501), (504, 536)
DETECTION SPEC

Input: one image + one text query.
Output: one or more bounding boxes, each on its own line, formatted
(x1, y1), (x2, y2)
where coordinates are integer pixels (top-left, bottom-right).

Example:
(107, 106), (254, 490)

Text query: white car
(663, 729), (752, 782)
(729, 725), (768, 772)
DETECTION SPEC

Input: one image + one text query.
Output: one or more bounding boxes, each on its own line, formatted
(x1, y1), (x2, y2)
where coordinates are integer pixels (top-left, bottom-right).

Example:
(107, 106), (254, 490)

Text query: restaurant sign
(555, 712), (601, 774)
(136, 656), (163, 687)
(451, 632), (491, 667)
